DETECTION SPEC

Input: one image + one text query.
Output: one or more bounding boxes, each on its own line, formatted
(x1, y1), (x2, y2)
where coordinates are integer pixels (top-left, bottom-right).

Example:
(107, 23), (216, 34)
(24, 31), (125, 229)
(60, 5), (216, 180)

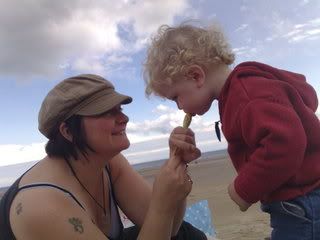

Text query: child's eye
(171, 96), (177, 101)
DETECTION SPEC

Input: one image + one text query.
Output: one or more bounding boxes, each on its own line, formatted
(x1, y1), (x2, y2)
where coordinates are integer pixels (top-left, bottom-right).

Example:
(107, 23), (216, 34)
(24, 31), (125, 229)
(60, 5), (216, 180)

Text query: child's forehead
(151, 73), (187, 96)
(160, 79), (192, 96)
(153, 83), (173, 97)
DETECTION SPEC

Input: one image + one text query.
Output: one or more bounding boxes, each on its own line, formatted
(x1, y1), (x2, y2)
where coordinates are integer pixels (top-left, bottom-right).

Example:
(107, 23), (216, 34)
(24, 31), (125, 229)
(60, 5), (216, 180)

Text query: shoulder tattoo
(68, 217), (84, 234)
(15, 202), (22, 215)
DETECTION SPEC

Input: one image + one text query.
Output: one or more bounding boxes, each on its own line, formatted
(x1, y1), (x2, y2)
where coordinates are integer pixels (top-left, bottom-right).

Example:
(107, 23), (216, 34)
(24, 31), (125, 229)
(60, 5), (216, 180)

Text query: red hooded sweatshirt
(218, 61), (320, 204)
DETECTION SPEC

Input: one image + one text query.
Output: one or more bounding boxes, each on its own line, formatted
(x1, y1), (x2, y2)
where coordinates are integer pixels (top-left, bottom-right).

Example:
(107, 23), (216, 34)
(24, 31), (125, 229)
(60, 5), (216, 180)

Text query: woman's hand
(150, 127), (200, 213)
(138, 127), (200, 239)
(169, 127), (201, 163)
(152, 153), (192, 214)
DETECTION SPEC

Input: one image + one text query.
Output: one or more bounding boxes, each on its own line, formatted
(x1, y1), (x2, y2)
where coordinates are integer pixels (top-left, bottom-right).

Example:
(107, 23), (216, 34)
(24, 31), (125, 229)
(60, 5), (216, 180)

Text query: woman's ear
(185, 65), (206, 88)
(59, 122), (73, 142)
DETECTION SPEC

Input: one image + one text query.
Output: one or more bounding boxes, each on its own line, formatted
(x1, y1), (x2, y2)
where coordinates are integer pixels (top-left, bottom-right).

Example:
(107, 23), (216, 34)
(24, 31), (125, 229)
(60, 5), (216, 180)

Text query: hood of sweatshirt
(229, 61), (318, 112)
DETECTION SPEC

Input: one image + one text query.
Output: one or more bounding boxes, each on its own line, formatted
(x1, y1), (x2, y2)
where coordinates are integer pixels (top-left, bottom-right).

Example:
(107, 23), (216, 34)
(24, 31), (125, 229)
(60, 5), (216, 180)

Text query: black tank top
(0, 164), (123, 240)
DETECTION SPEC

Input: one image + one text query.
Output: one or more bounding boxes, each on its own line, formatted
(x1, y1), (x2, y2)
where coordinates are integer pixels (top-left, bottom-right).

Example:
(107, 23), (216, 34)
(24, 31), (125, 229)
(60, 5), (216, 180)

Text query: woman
(0, 74), (204, 240)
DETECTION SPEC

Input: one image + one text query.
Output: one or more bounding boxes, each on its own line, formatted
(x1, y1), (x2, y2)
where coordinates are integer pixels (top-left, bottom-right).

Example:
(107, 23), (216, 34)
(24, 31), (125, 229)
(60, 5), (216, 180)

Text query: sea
(0, 149), (228, 199)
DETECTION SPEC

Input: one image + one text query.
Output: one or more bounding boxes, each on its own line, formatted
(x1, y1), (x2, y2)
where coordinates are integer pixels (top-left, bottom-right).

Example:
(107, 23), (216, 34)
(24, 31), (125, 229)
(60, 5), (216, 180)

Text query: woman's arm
(110, 153), (190, 239)
(168, 127), (201, 235)
(171, 199), (186, 235)
(110, 154), (186, 236)
(109, 154), (152, 227)
(110, 127), (200, 237)
(138, 152), (193, 240)
(10, 187), (109, 240)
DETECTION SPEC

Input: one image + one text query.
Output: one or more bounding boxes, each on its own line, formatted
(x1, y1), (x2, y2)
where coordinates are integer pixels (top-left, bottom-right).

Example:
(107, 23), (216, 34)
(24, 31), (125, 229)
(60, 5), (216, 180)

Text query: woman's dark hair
(45, 115), (94, 161)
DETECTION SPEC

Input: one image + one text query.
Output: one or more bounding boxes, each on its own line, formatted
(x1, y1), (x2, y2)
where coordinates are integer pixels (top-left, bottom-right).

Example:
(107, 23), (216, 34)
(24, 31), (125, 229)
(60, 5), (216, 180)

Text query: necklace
(65, 159), (106, 215)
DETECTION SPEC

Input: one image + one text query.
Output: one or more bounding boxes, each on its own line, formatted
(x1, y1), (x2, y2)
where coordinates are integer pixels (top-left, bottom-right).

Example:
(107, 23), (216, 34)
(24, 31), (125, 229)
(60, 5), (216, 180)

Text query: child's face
(159, 75), (214, 116)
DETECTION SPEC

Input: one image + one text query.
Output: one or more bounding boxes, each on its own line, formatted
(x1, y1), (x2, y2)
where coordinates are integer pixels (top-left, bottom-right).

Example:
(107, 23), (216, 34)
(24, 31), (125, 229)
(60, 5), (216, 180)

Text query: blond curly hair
(144, 22), (235, 97)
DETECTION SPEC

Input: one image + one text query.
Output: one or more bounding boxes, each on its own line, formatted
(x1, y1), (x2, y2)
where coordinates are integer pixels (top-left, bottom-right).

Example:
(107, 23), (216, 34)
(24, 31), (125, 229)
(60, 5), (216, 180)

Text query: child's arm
(233, 99), (307, 204)
(228, 181), (252, 211)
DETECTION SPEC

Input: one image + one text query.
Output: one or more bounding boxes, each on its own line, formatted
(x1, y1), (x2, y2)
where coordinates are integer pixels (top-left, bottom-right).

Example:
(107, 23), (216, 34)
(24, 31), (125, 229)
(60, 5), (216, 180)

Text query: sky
(0, 0), (319, 168)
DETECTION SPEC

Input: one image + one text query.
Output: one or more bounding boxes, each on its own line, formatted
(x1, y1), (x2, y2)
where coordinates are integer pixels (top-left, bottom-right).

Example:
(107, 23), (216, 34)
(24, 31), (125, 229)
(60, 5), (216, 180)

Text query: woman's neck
(67, 154), (107, 188)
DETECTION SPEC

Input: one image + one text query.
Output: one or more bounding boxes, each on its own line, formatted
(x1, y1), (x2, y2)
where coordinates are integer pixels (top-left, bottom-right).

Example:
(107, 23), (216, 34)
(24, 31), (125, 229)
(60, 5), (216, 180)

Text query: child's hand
(169, 127), (201, 163)
(228, 181), (252, 212)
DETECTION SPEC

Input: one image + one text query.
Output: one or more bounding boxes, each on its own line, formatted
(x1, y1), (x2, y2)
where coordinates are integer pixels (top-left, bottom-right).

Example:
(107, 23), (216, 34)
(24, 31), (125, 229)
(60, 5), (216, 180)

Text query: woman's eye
(103, 107), (123, 116)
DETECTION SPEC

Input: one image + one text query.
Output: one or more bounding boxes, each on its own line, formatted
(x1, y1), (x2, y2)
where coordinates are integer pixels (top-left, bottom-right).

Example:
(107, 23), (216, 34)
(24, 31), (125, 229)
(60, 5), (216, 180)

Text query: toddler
(143, 22), (320, 240)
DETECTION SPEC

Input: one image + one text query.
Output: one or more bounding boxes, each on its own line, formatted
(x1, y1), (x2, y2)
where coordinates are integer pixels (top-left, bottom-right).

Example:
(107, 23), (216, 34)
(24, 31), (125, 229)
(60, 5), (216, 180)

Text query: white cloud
(0, 127), (225, 168)
(124, 127), (227, 165)
(153, 104), (175, 114)
(299, 0), (310, 6)
(0, 143), (46, 167)
(235, 24), (249, 32)
(0, 0), (190, 80)
(0, 128), (226, 187)
(240, 5), (248, 12)
(106, 55), (132, 64)
(0, 104), (224, 167)
(284, 18), (320, 43)
(231, 6), (320, 63)
(264, 16), (320, 44)
(127, 132), (169, 144)
(232, 46), (258, 58)
(71, 57), (107, 75)
(127, 105), (214, 136)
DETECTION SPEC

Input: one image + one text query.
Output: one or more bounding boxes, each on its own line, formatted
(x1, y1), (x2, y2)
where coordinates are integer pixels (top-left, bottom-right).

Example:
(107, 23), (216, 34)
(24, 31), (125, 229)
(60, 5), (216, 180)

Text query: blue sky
(0, 0), (319, 167)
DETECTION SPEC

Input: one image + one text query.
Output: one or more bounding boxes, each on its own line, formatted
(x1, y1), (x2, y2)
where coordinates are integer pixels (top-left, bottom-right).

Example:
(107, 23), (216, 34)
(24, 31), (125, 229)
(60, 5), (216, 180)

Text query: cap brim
(76, 92), (132, 116)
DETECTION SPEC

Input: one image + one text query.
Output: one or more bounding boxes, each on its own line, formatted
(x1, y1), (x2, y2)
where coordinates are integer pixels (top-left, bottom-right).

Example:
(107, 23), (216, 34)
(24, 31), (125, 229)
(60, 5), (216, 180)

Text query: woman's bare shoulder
(19, 157), (70, 186)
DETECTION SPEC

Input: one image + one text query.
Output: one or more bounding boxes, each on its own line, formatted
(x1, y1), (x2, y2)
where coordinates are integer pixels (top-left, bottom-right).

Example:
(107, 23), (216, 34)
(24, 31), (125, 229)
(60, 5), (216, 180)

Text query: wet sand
(138, 155), (271, 240)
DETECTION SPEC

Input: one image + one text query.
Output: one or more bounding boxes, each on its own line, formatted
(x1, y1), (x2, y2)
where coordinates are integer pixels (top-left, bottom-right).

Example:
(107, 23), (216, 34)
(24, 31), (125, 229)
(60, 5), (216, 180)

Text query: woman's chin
(122, 142), (130, 150)
(119, 140), (130, 151)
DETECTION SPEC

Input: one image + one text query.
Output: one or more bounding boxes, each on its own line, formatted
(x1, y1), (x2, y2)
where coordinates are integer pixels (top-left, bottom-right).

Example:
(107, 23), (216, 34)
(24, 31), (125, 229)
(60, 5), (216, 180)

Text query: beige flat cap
(38, 74), (132, 138)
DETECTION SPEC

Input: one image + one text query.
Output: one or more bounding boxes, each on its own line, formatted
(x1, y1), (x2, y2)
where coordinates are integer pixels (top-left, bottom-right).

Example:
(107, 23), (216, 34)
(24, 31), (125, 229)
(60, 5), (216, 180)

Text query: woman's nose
(117, 111), (129, 124)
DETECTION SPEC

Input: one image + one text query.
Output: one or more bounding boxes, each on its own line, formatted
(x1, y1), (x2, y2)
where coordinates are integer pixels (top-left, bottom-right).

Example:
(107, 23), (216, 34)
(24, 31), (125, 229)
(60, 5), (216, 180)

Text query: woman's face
(82, 105), (130, 157)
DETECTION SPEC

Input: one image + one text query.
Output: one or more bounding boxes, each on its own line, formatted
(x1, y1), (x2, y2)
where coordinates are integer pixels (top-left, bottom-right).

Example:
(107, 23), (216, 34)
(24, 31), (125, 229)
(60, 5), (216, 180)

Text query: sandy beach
(0, 153), (271, 239)
(138, 154), (271, 240)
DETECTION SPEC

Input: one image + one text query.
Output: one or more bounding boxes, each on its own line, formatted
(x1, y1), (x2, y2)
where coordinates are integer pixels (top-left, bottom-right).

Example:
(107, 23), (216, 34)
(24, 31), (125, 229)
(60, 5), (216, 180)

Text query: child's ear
(186, 65), (206, 88)
(59, 122), (73, 142)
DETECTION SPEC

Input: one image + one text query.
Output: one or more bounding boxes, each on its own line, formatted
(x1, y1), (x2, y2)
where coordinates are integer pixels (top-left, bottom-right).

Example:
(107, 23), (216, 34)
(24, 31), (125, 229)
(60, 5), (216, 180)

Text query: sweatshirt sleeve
(234, 99), (307, 203)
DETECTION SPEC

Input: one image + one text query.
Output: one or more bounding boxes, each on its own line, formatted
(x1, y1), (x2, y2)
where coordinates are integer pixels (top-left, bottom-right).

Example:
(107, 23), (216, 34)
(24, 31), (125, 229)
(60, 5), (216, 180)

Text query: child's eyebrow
(168, 96), (176, 101)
